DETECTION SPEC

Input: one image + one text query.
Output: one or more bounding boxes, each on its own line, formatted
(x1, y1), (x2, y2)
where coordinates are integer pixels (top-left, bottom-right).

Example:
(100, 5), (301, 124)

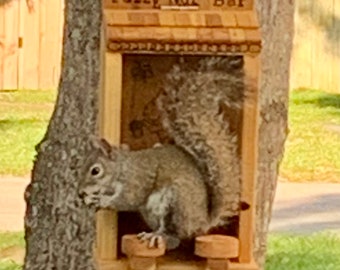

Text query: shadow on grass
(291, 89), (340, 109)
(0, 90), (18, 93)
(0, 119), (47, 128)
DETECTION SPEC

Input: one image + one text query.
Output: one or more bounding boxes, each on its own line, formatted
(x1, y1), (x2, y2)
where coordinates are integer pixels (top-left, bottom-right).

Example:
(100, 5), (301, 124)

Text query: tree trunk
(23, 0), (294, 269)
(254, 0), (294, 268)
(23, 1), (102, 269)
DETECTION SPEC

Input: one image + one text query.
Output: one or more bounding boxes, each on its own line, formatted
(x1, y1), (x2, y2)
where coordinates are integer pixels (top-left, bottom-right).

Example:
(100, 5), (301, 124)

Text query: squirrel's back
(158, 56), (245, 225)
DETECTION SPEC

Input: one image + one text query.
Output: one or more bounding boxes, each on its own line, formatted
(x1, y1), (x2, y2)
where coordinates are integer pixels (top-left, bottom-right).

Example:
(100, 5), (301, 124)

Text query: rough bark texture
(254, 0), (294, 268)
(24, 1), (102, 269)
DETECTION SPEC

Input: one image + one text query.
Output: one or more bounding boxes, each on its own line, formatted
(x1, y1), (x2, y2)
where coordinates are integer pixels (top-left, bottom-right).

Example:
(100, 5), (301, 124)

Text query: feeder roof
(104, 10), (261, 54)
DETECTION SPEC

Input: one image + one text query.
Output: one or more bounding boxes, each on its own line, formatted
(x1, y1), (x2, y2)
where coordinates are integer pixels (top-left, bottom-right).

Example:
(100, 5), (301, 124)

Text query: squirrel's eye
(91, 167), (100, 175)
(89, 164), (103, 178)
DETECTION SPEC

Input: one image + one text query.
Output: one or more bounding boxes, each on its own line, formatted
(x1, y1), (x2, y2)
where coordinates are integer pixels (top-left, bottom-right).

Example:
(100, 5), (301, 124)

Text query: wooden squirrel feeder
(97, 0), (261, 269)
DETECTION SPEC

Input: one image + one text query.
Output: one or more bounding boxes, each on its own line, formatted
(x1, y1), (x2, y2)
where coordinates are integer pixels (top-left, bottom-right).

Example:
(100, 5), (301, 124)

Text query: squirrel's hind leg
(137, 228), (180, 250)
(137, 219), (180, 250)
(138, 188), (180, 250)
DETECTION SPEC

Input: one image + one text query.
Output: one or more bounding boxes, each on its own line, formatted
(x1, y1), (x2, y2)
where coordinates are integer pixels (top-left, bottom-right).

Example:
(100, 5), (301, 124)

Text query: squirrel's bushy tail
(158, 56), (245, 226)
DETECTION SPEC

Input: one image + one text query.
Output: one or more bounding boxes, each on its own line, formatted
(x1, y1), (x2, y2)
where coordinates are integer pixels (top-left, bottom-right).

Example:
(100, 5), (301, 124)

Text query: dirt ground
(270, 181), (340, 233)
(0, 177), (339, 233)
(0, 177), (28, 232)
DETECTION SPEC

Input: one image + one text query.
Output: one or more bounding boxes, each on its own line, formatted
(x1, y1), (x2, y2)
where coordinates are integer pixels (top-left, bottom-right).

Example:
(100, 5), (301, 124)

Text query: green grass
(0, 90), (57, 104)
(0, 261), (22, 270)
(266, 232), (340, 270)
(0, 232), (25, 250)
(280, 89), (340, 182)
(0, 90), (56, 176)
(0, 232), (25, 270)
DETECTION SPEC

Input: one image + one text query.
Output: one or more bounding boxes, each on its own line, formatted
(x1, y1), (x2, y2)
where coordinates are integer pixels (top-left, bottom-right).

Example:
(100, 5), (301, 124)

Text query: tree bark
(254, 0), (294, 268)
(24, 1), (102, 269)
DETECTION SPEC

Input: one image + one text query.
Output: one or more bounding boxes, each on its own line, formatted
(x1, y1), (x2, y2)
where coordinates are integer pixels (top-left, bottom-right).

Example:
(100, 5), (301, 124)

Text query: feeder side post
(96, 51), (123, 261)
(238, 53), (260, 263)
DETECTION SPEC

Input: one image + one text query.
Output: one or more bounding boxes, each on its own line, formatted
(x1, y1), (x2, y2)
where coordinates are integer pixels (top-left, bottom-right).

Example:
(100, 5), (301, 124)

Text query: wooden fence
(290, 0), (340, 92)
(0, 0), (64, 90)
(1, 0), (340, 92)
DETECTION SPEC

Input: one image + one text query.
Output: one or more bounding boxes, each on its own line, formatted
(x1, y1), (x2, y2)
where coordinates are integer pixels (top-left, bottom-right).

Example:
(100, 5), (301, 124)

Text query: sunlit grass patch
(0, 90), (56, 176)
(280, 89), (340, 182)
(266, 232), (340, 270)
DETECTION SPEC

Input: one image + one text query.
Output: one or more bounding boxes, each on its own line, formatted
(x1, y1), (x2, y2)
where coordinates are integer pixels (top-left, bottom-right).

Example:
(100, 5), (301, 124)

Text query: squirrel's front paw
(137, 232), (165, 249)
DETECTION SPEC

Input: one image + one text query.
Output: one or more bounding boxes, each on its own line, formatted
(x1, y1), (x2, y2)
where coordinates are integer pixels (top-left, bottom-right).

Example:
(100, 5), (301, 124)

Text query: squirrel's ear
(99, 138), (112, 155)
(89, 136), (112, 156)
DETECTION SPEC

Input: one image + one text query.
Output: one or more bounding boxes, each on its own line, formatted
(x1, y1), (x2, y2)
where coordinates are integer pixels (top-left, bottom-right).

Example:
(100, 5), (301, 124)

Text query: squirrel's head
(78, 137), (124, 209)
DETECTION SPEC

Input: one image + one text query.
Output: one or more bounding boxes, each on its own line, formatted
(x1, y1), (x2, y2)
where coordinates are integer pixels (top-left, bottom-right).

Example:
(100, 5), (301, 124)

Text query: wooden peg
(121, 234), (166, 270)
(195, 235), (239, 270)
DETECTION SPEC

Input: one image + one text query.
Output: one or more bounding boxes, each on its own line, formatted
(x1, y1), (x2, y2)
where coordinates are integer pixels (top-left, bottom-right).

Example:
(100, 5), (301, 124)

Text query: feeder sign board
(104, 0), (253, 10)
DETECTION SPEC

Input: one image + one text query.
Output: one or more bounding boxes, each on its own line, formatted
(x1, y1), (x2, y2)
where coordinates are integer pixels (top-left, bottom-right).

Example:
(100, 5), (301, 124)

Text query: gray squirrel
(79, 56), (247, 250)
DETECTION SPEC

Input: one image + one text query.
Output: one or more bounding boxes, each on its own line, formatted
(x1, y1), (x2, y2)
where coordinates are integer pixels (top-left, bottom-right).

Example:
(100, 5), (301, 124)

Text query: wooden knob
(195, 235), (239, 259)
(121, 234), (166, 258)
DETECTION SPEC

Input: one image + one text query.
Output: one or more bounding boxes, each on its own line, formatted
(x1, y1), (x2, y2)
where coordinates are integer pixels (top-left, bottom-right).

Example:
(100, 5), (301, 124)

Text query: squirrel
(79, 56), (247, 250)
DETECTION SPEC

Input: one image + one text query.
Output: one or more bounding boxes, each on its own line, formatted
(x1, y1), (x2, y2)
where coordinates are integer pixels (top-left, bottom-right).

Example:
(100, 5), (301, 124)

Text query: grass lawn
(280, 89), (340, 182)
(1, 231), (340, 269)
(0, 90), (56, 176)
(0, 88), (340, 182)
(0, 232), (25, 270)
(266, 232), (340, 270)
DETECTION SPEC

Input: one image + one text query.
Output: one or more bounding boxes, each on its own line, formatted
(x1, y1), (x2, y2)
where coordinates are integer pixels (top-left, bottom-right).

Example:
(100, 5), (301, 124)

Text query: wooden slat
(158, 12), (176, 26)
(317, 0), (334, 91)
(38, 0), (62, 89)
(212, 28), (230, 42)
(244, 29), (261, 43)
(152, 27), (172, 40)
(106, 27), (124, 41)
(38, 0), (47, 89)
(248, 12), (259, 28)
(197, 28), (214, 41)
(55, 0), (65, 89)
(0, 5), (5, 89)
(96, 52), (123, 261)
(127, 12), (145, 25)
(17, 0), (26, 89)
(105, 11), (259, 28)
(3, 1), (19, 89)
(105, 10), (130, 26)
(121, 28), (144, 40)
(238, 54), (260, 263)
(171, 28), (196, 41)
(220, 12), (237, 27)
(235, 11), (251, 27)
(174, 13), (191, 26)
(107, 26), (261, 45)
(205, 13), (223, 27)
(22, 0), (40, 89)
(189, 12), (205, 26)
(331, 0), (340, 92)
(144, 13), (160, 26)
(229, 29), (246, 43)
